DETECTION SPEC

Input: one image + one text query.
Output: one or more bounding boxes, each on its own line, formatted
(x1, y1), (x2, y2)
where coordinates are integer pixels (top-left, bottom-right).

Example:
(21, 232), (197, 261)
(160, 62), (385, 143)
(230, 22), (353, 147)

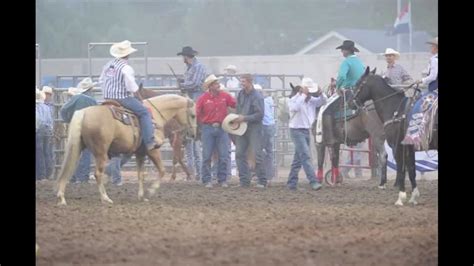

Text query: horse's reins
(145, 98), (168, 123)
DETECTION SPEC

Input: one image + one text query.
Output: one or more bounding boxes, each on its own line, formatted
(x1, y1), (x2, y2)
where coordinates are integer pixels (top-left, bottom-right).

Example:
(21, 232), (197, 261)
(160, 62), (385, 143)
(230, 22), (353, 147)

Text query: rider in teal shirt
(336, 40), (365, 89)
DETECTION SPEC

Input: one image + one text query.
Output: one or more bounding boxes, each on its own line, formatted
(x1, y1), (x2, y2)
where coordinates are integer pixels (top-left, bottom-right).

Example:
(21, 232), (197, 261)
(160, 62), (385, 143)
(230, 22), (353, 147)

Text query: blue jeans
(117, 97), (155, 147)
(287, 128), (318, 188)
(236, 124), (266, 186)
(105, 154), (132, 184)
(201, 125), (230, 184)
(36, 132), (54, 180)
(71, 148), (92, 183)
(263, 124), (275, 180)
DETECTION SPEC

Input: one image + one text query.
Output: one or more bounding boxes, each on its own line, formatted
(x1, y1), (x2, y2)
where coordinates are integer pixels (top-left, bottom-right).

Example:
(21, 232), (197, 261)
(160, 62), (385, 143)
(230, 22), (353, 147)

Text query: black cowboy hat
(177, 46), (198, 56)
(336, 40), (360, 52)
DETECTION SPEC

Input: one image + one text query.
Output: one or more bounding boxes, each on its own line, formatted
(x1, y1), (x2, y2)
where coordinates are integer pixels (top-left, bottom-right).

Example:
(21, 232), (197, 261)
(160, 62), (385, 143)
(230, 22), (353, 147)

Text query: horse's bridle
(351, 75), (408, 111)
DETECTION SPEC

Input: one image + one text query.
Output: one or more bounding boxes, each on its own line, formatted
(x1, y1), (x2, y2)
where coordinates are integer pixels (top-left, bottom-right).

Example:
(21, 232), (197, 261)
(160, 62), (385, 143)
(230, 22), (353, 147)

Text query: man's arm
(308, 93), (327, 108)
(421, 57), (438, 85)
(243, 96), (264, 123)
(122, 65), (139, 94)
(288, 93), (305, 112)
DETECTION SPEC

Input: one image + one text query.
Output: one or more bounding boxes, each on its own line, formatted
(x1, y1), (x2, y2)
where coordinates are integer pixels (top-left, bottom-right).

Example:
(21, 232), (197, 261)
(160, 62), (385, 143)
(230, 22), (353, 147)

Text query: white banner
(384, 141), (438, 173)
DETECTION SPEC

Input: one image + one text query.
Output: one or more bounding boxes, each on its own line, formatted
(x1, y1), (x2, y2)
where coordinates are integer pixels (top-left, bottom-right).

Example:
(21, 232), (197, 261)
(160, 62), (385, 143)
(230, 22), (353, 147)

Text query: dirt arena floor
(36, 172), (438, 266)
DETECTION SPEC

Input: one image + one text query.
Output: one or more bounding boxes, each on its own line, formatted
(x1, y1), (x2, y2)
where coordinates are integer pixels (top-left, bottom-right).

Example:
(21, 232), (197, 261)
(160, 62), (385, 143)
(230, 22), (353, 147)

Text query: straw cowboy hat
(224, 64), (237, 72)
(203, 74), (223, 89)
(383, 48), (400, 59)
(177, 46), (198, 57)
(222, 113), (248, 136)
(110, 40), (137, 58)
(36, 88), (45, 103)
(336, 40), (360, 52)
(301, 77), (320, 93)
(42, 86), (53, 95)
(426, 37), (438, 46)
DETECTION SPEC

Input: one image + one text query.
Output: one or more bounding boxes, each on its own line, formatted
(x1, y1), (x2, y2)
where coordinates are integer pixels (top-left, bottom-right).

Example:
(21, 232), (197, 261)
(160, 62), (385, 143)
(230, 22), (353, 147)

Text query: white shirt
(421, 53), (438, 86)
(288, 93), (327, 129)
(226, 77), (240, 90)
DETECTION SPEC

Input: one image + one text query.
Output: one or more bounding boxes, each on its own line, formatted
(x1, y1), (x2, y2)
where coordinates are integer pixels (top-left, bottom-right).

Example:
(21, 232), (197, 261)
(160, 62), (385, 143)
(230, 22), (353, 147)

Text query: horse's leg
(136, 155), (146, 201)
(315, 144), (325, 183)
(406, 146), (420, 205)
(147, 149), (165, 196)
(394, 146), (407, 206)
(178, 147), (192, 181)
(170, 135), (179, 181)
(94, 153), (113, 204)
(331, 144), (341, 184)
(374, 140), (388, 189)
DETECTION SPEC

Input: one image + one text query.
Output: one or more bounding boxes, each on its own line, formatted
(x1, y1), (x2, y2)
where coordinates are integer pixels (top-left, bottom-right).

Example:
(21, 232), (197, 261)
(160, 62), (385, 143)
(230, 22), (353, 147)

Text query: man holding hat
(60, 77), (98, 183)
(36, 88), (54, 181)
(100, 40), (160, 151)
(177, 46), (208, 181)
(230, 74), (267, 188)
(381, 48), (413, 85)
(287, 77), (326, 190)
(196, 74), (236, 188)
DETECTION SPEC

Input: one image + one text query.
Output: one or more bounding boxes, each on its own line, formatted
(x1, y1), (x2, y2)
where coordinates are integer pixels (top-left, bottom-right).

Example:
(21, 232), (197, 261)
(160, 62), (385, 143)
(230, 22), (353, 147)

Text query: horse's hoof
(408, 188), (420, 205)
(378, 185), (386, 190)
(148, 188), (156, 196)
(101, 198), (114, 204)
(57, 201), (67, 206)
(395, 199), (404, 206)
(143, 198), (149, 202)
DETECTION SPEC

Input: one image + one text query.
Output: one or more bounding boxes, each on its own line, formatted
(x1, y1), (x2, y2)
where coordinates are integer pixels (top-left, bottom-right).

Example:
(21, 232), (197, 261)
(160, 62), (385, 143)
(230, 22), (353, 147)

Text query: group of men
(36, 36), (438, 190)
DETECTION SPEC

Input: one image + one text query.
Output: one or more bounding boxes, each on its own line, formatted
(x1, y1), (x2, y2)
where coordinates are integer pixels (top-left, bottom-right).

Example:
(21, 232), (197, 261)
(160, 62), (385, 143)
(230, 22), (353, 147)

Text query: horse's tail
(55, 110), (85, 192)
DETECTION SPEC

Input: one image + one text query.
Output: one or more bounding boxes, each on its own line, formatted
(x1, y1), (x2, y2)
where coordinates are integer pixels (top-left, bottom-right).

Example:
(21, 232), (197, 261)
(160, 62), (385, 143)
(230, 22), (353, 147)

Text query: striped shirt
(382, 63), (413, 85)
(36, 102), (53, 134)
(100, 58), (139, 99)
(181, 58), (207, 92)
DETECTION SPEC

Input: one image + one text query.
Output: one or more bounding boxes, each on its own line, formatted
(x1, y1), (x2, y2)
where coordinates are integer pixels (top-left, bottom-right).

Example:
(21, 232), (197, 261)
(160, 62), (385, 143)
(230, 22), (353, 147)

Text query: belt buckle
(212, 123), (220, 128)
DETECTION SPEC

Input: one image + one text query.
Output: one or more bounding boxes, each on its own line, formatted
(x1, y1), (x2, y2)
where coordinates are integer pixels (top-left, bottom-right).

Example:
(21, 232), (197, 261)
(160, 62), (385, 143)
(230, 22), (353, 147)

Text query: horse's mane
(367, 74), (400, 94)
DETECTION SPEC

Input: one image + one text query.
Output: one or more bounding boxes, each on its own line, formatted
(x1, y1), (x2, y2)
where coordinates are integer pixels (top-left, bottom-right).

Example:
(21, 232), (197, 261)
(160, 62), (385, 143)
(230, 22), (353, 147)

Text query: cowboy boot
(316, 168), (324, 183)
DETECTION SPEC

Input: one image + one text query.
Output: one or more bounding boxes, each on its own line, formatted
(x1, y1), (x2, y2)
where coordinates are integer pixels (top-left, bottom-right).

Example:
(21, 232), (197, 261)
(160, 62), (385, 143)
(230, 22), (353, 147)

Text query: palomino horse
(313, 74), (388, 188)
(138, 87), (192, 181)
(56, 94), (197, 205)
(349, 67), (437, 206)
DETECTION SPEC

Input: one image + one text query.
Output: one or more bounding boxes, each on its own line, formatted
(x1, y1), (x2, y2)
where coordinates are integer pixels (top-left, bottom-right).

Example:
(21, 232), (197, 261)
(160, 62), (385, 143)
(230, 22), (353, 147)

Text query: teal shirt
(336, 55), (365, 89)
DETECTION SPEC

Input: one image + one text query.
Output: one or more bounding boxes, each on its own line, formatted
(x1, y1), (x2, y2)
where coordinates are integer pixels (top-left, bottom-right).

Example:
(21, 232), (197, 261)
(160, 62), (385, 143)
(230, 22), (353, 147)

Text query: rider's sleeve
(421, 57), (438, 85)
(336, 60), (349, 89)
(122, 65), (139, 93)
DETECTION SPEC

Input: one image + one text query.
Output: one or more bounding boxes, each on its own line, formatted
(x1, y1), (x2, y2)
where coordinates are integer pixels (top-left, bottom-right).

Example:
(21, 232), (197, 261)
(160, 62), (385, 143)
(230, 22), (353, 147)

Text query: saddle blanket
(402, 90), (438, 150)
(315, 94), (340, 143)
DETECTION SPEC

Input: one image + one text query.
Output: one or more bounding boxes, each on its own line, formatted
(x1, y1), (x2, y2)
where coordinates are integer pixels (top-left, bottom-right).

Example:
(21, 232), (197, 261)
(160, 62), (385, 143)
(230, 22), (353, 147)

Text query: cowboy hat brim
(203, 76), (223, 88)
(110, 47), (137, 58)
(177, 50), (198, 56)
(336, 45), (360, 52)
(222, 114), (248, 136)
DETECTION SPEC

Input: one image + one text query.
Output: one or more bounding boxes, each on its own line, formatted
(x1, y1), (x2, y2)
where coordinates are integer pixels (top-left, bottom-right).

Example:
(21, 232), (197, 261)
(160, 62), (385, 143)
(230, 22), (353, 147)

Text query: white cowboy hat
(222, 113), (248, 136)
(36, 88), (45, 103)
(67, 86), (92, 96)
(253, 84), (263, 91)
(301, 77), (320, 93)
(426, 37), (438, 46)
(76, 77), (97, 92)
(224, 65), (237, 72)
(42, 86), (53, 94)
(203, 74), (223, 89)
(110, 40), (138, 58)
(383, 48), (400, 59)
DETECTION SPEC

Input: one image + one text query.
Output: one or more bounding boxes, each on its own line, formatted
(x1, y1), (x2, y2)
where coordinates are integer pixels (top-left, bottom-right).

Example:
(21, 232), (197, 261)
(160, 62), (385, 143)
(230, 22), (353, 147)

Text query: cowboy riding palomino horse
(349, 67), (438, 206)
(56, 93), (197, 205)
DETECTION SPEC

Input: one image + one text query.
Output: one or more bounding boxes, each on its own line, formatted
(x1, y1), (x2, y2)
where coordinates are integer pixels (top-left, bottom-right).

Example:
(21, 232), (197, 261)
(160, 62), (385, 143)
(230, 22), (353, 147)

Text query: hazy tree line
(36, 0), (438, 58)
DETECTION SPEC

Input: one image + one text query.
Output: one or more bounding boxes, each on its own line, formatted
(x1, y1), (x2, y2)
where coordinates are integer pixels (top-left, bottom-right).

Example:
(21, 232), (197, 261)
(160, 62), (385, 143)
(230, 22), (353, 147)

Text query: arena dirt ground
(36, 172), (438, 266)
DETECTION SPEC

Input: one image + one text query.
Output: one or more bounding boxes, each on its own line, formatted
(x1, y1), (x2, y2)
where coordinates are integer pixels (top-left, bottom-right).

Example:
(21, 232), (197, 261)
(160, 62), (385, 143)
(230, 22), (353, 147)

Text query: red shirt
(196, 91), (237, 124)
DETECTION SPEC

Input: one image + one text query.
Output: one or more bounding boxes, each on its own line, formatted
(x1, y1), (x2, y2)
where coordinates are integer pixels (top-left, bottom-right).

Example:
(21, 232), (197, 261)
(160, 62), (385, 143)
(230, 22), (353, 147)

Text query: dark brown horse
(138, 87), (193, 181)
(349, 67), (438, 206)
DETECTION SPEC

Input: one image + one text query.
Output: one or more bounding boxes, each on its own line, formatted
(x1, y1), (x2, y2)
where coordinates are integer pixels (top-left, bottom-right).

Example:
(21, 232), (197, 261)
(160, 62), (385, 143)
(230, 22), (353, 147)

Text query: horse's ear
(290, 82), (295, 90)
(139, 83), (143, 90)
(364, 66), (370, 76)
(371, 68), (377, 75)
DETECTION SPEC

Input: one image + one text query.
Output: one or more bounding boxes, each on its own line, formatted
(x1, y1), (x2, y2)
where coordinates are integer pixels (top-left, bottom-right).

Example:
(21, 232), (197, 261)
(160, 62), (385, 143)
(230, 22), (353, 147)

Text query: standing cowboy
(99, 40), (160, 151)
(232, 74), (267, 188)
(177, 46), (208, 180)
(287, 78), (326, 190)
(223, 65), (240, 90)
(36, 88), (54, 181)
(60, 78), (98, 183)
(196, 74), (236, 188)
